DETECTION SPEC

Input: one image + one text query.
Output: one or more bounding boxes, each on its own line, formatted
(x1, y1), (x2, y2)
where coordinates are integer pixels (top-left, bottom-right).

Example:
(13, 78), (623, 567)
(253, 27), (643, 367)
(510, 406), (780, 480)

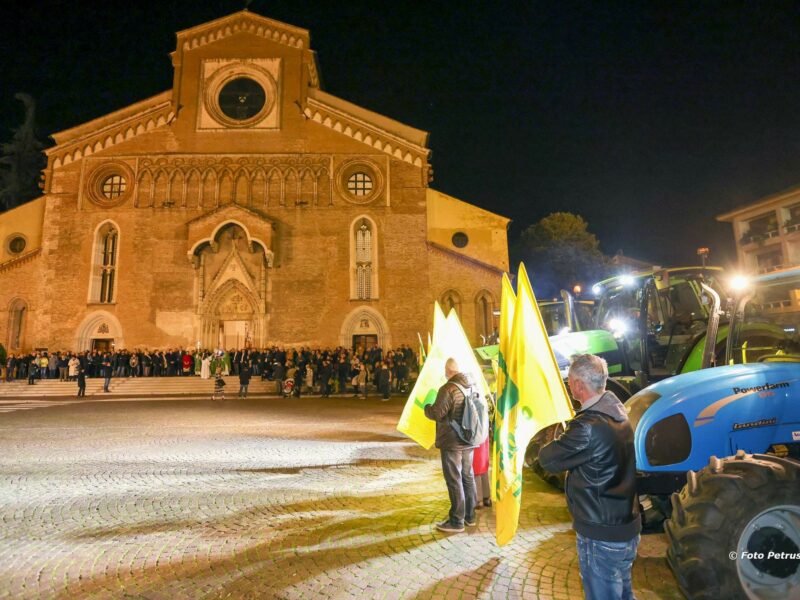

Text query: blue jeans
(440, 447), (476, 527)
(576, 533), (639, 600)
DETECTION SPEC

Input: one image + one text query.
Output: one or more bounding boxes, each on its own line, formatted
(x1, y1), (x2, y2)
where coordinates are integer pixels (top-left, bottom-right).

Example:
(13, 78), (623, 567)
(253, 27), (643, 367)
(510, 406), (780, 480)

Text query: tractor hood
(625, 362), (800, 473)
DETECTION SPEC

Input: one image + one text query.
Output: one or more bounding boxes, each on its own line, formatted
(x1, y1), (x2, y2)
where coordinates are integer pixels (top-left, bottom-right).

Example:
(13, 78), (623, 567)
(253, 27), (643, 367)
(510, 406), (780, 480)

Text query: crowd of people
(2, 345), (419, 399)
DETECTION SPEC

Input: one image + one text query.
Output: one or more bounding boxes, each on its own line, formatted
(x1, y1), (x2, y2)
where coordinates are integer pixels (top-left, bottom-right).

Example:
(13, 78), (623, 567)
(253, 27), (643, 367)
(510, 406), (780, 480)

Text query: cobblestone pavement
(0, 397), (681, 599)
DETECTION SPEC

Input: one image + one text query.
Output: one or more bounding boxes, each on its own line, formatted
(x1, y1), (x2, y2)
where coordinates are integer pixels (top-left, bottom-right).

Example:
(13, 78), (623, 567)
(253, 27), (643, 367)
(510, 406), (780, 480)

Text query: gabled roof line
(0, 248), (41, 274)
(427, 241), (505, 274)
(47, 93), (174, 170)
(305, 96), (429, 167)
(184, 203), (274, 226)
(176, 10), (310, 52)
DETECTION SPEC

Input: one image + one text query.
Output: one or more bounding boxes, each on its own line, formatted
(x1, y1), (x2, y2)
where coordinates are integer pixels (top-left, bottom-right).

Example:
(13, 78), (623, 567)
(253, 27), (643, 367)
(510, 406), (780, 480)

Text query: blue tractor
(627, 269), (800, 599)
(629, 363), (800, 599)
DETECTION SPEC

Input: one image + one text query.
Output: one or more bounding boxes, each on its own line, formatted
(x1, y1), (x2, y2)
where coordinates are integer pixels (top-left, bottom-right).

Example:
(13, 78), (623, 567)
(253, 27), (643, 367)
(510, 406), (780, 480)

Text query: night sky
(3, 1), (800, 269)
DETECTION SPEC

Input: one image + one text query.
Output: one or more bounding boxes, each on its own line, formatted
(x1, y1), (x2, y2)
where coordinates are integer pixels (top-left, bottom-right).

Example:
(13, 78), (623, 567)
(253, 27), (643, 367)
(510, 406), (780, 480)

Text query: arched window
(90, 222), (119, 303)
(356, 221), (372, 299)
(440, 290), (462, 318)
(7, 299), (27, 350)
(475, 291), (496, 342)
(350, 217), (378, 300)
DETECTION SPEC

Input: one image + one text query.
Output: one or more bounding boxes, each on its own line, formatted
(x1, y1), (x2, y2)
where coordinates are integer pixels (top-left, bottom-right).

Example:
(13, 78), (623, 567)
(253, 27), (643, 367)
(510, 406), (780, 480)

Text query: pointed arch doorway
(192, 222), (270, 349)
(340, 306), (390, 352)
(203, 280), (261, 350)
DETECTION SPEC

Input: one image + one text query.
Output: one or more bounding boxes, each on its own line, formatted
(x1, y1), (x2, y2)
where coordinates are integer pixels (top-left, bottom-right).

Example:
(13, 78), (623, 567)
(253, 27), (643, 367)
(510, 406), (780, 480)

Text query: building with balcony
(717, 184), (800, 316)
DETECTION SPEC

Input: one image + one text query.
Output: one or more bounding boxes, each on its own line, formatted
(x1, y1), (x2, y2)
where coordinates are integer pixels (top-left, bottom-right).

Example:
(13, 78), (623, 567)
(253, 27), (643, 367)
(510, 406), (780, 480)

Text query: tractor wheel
(524, 423), (565, 490)
(665, 451), (800, 600)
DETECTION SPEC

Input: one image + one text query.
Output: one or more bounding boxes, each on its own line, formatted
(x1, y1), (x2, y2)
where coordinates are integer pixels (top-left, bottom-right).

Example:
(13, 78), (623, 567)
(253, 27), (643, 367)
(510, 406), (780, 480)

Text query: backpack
(449, 382), (489, 446)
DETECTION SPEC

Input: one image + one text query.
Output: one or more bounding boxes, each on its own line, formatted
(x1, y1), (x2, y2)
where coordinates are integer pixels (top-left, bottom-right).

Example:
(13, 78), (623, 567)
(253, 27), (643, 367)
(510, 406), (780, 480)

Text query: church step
(0, 376), (288, 398)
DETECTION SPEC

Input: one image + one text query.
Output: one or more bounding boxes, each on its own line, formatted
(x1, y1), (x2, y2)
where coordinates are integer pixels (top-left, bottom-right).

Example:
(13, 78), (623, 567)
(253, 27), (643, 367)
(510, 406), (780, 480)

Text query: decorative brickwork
(0, 10), (508, 352)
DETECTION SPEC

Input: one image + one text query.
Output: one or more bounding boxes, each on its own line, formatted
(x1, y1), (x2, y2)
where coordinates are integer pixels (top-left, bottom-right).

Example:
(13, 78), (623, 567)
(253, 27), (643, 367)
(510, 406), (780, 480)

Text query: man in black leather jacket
(539, 354), (640, 600)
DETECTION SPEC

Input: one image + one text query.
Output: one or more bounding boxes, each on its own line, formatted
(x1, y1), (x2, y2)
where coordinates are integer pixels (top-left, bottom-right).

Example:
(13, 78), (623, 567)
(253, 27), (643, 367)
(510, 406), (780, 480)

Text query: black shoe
(465, 516), (477, 527)
(435, 520), (464, 533)
(483, 498), (492, 508)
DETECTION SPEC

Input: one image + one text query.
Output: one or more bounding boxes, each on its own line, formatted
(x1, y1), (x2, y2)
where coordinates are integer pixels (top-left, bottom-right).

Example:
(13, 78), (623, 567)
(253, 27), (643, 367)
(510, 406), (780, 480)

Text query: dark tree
(0, 93), (47, 211)
(516, 212), (609, 297)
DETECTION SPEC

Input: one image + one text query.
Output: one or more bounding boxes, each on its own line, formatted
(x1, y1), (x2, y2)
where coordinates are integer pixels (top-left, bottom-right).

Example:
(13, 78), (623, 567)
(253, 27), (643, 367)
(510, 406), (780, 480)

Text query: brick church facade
(0, 11), (509, 353)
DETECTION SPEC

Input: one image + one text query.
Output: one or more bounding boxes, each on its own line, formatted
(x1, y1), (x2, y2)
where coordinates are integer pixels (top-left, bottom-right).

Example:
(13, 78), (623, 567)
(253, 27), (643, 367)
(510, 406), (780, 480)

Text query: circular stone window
(347, 172), (374, 197)
(218, 77), (266, 121)
(452, 232), (469, 248)
(7, 235), (26, 255)
(86, 162), (135, 207)
(101, 174), (126, 199)
(335, 159), (384, 204)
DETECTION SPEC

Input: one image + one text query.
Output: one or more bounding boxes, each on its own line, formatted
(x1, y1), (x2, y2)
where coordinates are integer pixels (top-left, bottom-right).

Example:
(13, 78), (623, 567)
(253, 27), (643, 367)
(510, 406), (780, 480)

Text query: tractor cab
(724, 267), (800, 364)
(534, 292), (595, 337)
(593, 267), (729, 385)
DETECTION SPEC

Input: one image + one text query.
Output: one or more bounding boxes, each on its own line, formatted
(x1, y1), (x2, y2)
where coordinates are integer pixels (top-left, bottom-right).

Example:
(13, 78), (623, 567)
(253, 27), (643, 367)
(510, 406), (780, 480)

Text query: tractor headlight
(608, 317), (629, 337)
(644, 413), (692, 466)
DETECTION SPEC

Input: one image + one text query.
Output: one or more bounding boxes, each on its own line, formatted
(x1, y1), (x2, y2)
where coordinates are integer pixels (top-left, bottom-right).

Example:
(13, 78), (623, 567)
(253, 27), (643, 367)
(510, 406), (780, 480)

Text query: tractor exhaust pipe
(700, 283), (722, 369)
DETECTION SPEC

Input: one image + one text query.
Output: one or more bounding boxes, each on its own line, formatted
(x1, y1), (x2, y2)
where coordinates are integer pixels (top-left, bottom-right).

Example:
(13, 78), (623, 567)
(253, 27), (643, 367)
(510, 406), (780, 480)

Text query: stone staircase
(0, 376), (282, 398)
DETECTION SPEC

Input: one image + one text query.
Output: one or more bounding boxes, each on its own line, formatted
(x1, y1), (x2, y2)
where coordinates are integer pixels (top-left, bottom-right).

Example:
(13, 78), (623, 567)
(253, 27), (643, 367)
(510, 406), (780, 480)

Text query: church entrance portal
(219, 320), (250, 350)
(353, 334), (377, 354)
(92, 339), (113, 353)
(193, 223), (269, 349)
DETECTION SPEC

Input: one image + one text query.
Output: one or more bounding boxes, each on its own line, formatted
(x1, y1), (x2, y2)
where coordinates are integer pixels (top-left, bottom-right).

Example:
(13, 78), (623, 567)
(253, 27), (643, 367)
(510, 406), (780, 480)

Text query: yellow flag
(397, 303), (448, 448)
(491, 273), (515, 508)
(494, 264), (574, 546)
(442, 308), (492, 403)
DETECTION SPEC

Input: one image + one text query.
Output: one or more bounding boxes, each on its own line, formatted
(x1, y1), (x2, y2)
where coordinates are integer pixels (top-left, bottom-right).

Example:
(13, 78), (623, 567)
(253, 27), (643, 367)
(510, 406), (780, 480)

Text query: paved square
(0, 397), (680, 599)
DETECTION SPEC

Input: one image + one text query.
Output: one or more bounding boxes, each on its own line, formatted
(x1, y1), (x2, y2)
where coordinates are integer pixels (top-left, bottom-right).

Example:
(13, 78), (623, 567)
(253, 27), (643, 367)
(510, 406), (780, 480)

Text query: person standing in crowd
(68, 355), (80, 381)
(28, 353), (38, 385)
(293, 362), (304, 398)
(539, 354), (640, 600)
(6, 354), (17, 382)
(212, 367), (226, 401)
(305, 361), (315, 394)
(76, 367), (86, 397)
(475, 390), (496, 509)
(58, 353), (69, 381)
(376, 361), (392, 401)
(142, 351), (152, 377)
(320, 359), (333, 398)
(182, 350), (192, 376)
(424, 357), (477, 533)
(101, 353), (112, 393)
(201, 353), (212, 380)
(356, 361), (368, 399)
(48, 353), (58, 380)
(273, 360), (286, 395)
(238, 361), (252, 399)
(337, 357), (349, 395)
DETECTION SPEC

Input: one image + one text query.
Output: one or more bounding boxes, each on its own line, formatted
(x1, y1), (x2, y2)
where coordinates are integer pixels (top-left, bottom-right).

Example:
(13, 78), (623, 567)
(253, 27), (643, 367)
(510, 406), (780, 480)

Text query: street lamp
(697, 247), (710, 267)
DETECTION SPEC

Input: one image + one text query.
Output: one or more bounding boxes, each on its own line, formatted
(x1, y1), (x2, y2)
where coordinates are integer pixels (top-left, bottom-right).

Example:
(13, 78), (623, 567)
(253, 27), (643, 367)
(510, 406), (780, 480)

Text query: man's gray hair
(568, 354), (608, 393)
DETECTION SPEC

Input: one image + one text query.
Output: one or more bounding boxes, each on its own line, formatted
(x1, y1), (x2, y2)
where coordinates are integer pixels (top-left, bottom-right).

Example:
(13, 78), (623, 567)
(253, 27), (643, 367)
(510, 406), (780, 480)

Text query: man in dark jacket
(76, 367), (86, 397)
(539, 354), (640, 600)
(238, 362), (252, 398)
(424, 358), (477, 533)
